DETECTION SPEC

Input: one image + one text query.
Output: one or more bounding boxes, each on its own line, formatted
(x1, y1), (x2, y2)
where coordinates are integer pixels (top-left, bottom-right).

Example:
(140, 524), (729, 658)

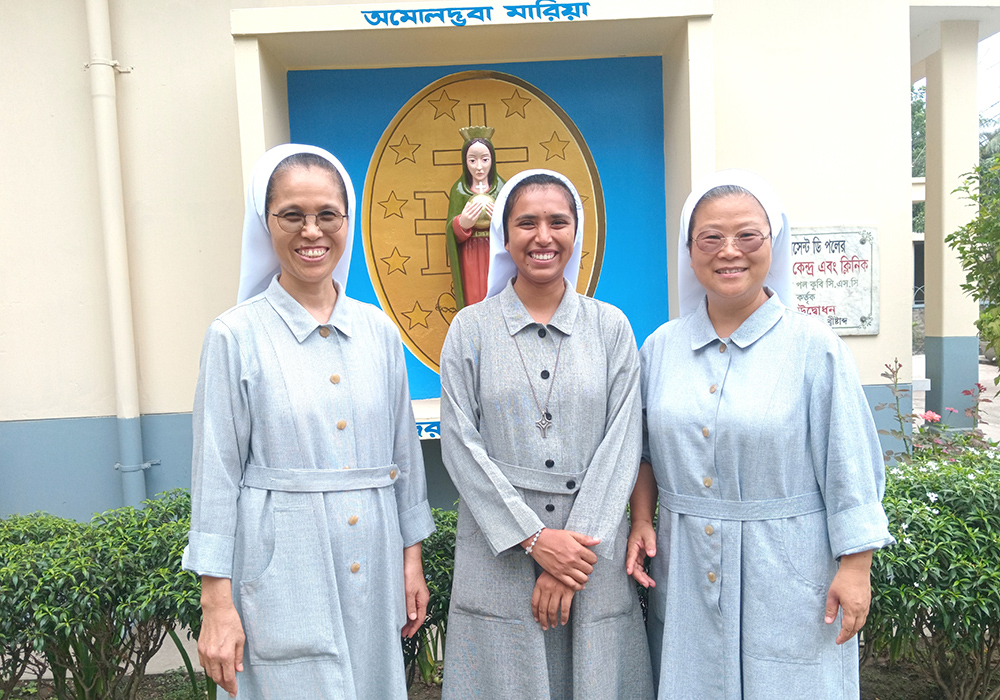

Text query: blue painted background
(288, 57), (668, 399)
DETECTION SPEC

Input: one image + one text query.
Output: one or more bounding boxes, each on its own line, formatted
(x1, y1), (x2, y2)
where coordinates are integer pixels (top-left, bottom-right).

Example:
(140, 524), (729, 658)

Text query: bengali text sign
(790, 226), (879, 336)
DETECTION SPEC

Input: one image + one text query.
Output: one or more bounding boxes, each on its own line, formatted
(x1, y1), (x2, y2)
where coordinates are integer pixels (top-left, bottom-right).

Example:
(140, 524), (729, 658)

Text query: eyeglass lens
(272, 212), (345, 234)
(694, 232), (768, 253)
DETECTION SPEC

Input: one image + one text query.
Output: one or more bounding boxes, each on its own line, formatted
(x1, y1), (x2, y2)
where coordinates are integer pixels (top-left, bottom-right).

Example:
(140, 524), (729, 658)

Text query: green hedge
(0, 490), (200, 700)
(868, 372), (1000, 700)
(0, 493), (457, 698)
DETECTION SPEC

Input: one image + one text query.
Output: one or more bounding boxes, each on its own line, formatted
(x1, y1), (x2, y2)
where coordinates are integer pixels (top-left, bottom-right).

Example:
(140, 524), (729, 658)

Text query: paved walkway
(912, 354), (1000, 441)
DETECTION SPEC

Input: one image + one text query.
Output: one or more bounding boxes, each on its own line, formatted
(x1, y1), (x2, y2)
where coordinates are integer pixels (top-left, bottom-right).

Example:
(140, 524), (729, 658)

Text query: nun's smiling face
(267, 165), (347, 294)
(689, 192), (772, 311)
(505, 184), (576, 291)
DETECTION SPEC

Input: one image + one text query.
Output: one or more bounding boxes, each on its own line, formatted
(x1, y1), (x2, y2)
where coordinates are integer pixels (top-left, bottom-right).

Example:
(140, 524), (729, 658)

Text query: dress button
(390, 469), (398, 479)
(545, 459), (554, 468)
(702, 427), (710, 437)
(348, 515), (359, 526)
(719, 343), (726, 353)
(538, 328), (547, 338)
(337, 420), (347, 430)
(703, 477), (713, 488)
(350, 562), (361, 573)
(705, 525), (714, 535)
(709, 384), (718, 394)
(330, 374), (341, 384)
(545, 504), (555, 512)
(707, 571), (717, 583)
(566, 480), (576, 490)
(319, 327), (331, 338)
(541, 370), (550, 379)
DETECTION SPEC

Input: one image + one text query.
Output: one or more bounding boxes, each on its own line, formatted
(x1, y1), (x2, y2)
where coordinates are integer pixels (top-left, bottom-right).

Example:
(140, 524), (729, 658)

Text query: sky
(980, 32), (1000, 125)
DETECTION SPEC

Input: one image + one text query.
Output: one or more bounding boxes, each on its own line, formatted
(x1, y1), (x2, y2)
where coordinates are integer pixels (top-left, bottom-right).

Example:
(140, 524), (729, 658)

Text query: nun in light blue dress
(182, 144), (434, 700)
(626, 170), (893, 699)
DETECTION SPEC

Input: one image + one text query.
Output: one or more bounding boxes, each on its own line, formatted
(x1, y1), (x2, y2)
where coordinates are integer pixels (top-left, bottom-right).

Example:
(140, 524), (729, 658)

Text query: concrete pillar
(924, 20), (980, 428)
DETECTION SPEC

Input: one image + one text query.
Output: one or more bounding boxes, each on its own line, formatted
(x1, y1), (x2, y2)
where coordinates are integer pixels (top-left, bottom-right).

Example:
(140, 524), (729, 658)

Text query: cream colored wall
(0, 0), (343, 421)
(0, 0), (116, 420)
(0, 0), (918, 423)
(711, 0), (913, 384)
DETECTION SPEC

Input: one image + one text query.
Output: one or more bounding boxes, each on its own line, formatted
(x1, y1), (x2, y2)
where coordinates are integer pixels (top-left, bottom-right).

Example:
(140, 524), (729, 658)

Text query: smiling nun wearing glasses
(438, 170), (654, 700)
(182, 144), (434, 700)
(626, 170), (894, 699)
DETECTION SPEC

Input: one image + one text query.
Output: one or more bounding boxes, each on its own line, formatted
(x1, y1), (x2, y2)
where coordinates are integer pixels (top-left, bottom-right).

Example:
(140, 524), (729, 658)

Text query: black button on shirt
(538, 328), (547, 338)
(541, 370), (550, 379)
(566, 480), (576, 490)
(545, 459), (554, 468)
(545, 504), (555, 512)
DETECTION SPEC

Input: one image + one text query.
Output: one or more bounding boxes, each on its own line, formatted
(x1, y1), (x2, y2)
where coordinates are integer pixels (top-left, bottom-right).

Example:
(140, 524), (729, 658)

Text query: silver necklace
(512, 331), (564, 438)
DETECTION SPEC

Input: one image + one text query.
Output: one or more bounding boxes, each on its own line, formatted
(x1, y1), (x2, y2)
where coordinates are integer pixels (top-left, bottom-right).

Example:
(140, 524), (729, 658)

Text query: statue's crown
(459, 125), (495, 142)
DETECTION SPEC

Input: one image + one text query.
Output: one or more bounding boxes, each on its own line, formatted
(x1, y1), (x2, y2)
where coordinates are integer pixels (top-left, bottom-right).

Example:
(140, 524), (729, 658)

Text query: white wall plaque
(790, 226), (879, 336)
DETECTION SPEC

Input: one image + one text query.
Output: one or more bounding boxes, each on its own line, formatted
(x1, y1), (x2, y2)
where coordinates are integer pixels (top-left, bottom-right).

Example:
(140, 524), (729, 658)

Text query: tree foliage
(913, 85), (926, 178)
(946, 154), (1000, 369)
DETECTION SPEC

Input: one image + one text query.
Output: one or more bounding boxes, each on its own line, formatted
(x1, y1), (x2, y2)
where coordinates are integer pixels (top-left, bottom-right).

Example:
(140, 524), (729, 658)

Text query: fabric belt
(471, 228), (490, 238)
(242, 464), (397, 493)
(658, 487), (825, 521)
(496, 459), (585, 495)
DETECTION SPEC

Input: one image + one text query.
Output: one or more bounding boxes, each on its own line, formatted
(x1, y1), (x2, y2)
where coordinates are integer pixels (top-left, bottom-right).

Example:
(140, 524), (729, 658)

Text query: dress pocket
(240, 506), (341, 664)
(741, 517), (835, 664)
(576, 517), (636, 624)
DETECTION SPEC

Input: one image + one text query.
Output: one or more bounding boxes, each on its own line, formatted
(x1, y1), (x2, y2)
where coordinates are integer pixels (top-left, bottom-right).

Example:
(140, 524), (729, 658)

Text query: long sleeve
(808, 333), (895, 558)
(440, 314), (545, 556)
(387, 321), (435, 547)
(564, 310), (642, 559)
(182, 320), (252, 578)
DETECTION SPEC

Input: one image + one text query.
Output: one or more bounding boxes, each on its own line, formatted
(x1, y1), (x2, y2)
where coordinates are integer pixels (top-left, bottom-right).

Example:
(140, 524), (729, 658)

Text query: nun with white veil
(182, 144), (434, 700)
(626, 169), (893, 699)
(438, 170), (654, 700)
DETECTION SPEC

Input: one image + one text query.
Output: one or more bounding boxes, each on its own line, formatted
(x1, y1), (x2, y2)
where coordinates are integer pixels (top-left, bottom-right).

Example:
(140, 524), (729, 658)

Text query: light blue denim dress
(640, 294), (893, 699)
(439, 282), (654, 700)
(182, 277), (435, 700)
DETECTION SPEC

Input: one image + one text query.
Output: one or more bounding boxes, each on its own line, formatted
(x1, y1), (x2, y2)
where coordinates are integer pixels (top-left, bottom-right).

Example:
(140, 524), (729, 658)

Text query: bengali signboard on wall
(790, 226), (879, 336)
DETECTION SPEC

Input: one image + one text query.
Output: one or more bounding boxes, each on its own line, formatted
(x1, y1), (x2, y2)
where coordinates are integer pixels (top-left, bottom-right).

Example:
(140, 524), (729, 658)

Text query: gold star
(380, 247), (411, 275)
(502, 89), (531, 118)
(378, 191), (407, 219)
(402, 300), (432, 329)
(539, 131), (569, 160)
(389, 135), (420, 164)
(428, 90), (459, 120)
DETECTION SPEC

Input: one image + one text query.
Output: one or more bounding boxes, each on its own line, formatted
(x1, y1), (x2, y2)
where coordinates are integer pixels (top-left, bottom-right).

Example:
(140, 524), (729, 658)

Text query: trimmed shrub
(0, 490), (199, 700)
(868, 383), (1000, 700)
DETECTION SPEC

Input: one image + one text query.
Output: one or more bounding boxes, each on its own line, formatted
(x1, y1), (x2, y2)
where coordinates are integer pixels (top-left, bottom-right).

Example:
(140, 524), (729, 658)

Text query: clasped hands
(522, 528), (599, 631)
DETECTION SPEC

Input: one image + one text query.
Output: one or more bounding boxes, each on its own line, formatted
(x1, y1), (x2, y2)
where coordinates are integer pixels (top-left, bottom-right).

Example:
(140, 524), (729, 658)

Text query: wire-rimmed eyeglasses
(267, 210), (347, 235)
(693, 231), (771, 254)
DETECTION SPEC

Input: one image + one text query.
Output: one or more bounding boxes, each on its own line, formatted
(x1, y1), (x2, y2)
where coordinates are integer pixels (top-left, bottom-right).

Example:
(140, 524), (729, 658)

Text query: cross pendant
(535, 412), (552, 438)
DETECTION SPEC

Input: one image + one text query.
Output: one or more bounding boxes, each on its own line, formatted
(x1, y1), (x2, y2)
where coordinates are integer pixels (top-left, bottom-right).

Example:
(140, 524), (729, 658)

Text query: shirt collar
(688, 289), (785, 350)
(264, 275), (353, 343)
(499, 278), (581, 336)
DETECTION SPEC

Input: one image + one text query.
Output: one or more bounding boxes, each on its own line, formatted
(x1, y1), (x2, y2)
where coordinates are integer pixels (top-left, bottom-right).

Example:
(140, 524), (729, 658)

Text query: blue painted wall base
(925, 335), (979, 429)
(862, 383), (912, 464)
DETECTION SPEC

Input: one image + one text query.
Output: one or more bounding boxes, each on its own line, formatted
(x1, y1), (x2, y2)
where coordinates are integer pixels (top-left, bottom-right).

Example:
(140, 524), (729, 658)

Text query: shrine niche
(361, 70), (604, 372)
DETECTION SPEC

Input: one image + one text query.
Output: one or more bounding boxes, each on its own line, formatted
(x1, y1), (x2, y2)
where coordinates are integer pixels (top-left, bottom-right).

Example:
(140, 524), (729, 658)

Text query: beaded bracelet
(525, 527), (545, 555)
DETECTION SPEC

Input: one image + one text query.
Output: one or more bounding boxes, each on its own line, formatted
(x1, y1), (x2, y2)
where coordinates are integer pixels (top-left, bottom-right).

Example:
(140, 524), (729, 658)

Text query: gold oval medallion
(362, 70), (605, 372)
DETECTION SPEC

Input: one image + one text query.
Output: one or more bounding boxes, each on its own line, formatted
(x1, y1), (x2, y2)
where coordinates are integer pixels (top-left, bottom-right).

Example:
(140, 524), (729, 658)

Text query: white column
(923, 20), (980, 427)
